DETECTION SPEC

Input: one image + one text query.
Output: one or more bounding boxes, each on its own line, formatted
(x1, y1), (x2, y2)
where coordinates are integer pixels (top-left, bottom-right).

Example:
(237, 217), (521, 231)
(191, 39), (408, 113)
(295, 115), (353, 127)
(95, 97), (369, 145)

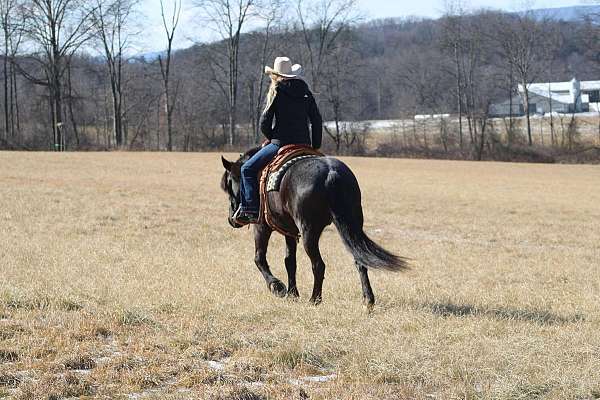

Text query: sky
(356, 0), (587, 20)
(133, 0), (588, 53)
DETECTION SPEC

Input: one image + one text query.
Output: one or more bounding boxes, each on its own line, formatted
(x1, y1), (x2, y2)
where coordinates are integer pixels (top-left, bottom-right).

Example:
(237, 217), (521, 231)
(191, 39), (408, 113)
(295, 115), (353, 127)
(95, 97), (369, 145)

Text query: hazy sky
(134, 0), (587, 53)
(357, 0), (586, 19)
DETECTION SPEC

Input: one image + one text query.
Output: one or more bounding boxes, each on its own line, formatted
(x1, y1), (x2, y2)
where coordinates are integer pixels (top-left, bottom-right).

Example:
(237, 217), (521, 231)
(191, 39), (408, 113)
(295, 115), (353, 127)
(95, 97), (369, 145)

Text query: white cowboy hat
(264, 56), (302, 78)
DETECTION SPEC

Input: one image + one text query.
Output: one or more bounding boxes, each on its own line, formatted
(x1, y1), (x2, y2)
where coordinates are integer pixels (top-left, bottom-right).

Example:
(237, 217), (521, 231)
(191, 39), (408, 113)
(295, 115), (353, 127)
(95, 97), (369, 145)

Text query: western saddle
(259, 144), (323, 239)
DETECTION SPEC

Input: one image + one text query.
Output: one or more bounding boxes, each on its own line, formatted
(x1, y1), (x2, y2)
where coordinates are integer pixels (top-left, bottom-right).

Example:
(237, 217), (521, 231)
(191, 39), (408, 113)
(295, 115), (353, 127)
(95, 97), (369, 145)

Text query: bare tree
(0, 0), (23, 142)
(158, 0), (181, 151)
(250, 0), (282, 144)
(322, 44), (362, 153)
(460, 14), (485, 148)
(544, 24), (563, 147)
(194, 0), (257, 146)
(20, 0), (94, 151)
(91, 0), (138, 148)
(583, 1), (600, 143)
(495, 12), (547, 146)
(295, 0), (358, 92)
(396, 46), (447, 148)
(440, 0), (467, 148)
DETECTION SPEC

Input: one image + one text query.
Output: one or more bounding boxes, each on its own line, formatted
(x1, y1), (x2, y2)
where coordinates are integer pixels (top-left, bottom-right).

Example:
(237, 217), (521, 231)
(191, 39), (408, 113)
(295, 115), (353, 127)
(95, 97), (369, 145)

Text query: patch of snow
(246, 381), (266, 388)
(72, 369), (92, 375)
(94, 356), (114, 364)
(289, 373), (337, 385)
(127, 389), (162, 399)
(415, 114), (450, 120)
(127, 388), (192, 399)
(303, 374), (337, 383)
(206, 359), (226, 371)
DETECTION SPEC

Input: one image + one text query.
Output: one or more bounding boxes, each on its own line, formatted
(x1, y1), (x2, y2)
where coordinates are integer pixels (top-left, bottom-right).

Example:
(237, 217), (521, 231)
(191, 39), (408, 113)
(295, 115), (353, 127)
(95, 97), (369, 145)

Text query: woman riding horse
(233, 56), (323, 225)
(221, 61), (408, 305)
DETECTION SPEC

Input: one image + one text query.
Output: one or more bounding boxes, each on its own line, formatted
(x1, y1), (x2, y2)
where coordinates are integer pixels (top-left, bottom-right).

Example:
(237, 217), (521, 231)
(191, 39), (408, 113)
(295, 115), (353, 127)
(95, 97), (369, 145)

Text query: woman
(233, 56), (323, 225)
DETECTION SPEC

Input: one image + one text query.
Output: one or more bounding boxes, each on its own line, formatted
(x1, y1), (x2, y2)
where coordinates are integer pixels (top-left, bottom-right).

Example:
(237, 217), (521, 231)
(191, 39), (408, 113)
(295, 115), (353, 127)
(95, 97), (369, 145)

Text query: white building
(490, 78), (600, 117)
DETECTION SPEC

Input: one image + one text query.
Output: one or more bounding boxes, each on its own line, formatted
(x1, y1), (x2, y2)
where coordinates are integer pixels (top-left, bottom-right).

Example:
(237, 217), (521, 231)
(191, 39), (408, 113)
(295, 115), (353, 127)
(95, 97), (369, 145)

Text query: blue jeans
(240, 143), (280, 213)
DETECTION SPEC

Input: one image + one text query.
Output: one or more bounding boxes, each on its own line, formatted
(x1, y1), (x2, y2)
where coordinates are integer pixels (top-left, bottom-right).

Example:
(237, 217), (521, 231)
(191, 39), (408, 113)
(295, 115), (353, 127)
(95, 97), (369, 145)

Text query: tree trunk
(548, 82), (555, 147)
(52, 72), (64, 151)
(122, 96), (128, 146)
(523, 85), (532, 146)
(156, 99), (161, 151)
(3, 30), (9, 141)
(11, 61), (19, 137)
(67, 61), (80, 147)
(228, 34), (239, 147)
(508, 68), (514, 145)
(110, 77), (122, 147)
(165, 90), (172, 151)
(466, 115), (474, 144)
(412, 116), (418, 145)
(476, 118), (487, 161)
(454, 44), (463, 148)
(377, 76), (382, 118)
(228, 106), (235, 146)
(334, 118), (341, 153)
(440, 118), (448, 153)
(9, 58), (15, 139)
(401, 119), (407, 147)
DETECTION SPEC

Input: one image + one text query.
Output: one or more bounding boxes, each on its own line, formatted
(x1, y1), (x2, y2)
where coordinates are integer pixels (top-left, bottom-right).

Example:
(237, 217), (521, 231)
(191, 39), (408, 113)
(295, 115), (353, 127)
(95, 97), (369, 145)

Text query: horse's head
(220, 147), (260, 228)
(220, 155), (244, 228)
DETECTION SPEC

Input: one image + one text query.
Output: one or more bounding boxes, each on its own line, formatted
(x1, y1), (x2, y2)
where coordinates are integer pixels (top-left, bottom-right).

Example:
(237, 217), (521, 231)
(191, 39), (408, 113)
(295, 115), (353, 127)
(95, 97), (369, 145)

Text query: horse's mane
(239, 147), (260, 162)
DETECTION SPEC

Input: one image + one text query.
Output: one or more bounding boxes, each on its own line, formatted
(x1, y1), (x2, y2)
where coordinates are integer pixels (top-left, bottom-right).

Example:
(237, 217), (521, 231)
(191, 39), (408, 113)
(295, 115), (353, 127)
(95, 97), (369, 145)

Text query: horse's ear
(221, 156), (233, 171)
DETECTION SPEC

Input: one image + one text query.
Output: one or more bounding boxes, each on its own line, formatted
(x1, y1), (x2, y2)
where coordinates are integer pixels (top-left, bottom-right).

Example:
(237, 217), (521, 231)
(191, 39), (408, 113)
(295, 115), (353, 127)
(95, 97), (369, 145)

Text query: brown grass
(0, 151), (599, 399)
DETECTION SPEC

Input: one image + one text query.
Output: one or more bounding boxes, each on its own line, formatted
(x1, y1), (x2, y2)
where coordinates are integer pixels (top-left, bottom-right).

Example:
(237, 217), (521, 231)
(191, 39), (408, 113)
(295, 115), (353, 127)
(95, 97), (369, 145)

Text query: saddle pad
(266, 154), (321, 192)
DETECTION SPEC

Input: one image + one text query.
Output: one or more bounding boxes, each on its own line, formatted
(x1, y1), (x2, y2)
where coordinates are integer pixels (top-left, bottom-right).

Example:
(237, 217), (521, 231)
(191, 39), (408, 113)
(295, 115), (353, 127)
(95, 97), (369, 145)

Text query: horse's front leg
(254, 223), (287, 297)
(284, 236), (299, 298)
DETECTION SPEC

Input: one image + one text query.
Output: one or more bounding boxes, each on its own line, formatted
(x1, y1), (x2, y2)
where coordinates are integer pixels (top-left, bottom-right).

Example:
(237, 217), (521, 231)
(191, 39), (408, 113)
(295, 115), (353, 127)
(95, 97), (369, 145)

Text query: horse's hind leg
(254, 224), (286, 297)
(356, 262), (375, 308)
(302, 225), (326, 305)
(285, 236), (299, 298)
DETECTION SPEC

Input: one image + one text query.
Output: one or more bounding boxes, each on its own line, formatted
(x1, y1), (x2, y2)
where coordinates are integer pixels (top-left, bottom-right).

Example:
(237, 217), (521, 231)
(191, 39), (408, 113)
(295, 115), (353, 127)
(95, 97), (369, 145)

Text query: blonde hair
(263, 74), (285, 114)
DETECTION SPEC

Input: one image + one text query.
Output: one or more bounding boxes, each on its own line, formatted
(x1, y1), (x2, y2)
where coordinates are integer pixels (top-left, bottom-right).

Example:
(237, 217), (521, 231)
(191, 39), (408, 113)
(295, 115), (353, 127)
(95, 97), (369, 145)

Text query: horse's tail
(326, 167), (409, 272)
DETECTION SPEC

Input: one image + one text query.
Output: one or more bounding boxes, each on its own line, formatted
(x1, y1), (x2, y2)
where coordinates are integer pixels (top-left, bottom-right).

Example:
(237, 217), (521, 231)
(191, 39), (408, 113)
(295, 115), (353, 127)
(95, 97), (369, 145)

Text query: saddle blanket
(266, 154), (321, 192)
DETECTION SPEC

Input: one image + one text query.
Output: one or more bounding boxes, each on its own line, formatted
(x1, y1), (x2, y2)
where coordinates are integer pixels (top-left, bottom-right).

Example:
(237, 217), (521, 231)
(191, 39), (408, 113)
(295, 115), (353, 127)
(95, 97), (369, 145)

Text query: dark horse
(221, 148), (407, 306)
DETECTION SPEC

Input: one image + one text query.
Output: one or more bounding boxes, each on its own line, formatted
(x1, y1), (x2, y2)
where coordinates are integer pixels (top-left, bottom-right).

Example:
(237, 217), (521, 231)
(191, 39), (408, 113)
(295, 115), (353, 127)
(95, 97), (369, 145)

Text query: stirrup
(233, 207), (259, 225)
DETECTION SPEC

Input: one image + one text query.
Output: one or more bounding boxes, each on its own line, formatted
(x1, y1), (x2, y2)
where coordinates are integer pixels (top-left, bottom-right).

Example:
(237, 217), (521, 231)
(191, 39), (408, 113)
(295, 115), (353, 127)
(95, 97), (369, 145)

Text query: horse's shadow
(413, 301), (585, 325)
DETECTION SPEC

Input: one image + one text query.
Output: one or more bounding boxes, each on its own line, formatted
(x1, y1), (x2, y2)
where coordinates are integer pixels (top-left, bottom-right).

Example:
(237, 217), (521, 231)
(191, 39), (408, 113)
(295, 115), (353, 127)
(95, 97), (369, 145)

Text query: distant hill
(134, 50), (167, 62)
(523, 5), (600, 21)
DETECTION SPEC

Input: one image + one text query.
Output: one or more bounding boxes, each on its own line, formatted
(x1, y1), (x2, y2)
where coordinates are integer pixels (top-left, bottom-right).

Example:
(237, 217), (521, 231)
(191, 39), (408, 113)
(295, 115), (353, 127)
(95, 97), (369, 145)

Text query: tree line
(0, 0), (599, 160)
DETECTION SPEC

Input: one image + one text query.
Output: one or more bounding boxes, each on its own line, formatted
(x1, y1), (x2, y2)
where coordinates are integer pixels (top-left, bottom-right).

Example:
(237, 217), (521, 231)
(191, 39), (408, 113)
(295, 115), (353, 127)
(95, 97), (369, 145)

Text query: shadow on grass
(416, 301), (585, 325)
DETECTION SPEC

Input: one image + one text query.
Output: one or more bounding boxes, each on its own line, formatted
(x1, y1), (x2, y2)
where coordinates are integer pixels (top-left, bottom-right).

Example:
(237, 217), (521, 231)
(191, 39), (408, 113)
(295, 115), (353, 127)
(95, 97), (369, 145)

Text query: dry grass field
(1, 152), (599, 399)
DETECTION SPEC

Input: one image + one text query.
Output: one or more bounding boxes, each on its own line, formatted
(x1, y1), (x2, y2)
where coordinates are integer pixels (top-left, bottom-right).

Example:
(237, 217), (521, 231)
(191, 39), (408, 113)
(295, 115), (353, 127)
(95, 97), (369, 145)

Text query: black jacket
(260, 79), (323, 149)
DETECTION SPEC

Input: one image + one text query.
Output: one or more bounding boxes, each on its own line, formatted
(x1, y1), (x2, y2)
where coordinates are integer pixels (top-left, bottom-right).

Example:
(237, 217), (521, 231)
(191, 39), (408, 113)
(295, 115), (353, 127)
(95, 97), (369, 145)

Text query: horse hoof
(309, 296), (322, 306)
(363, 298), (375, 314)
(287, 287), (300, 299)
(269, 280), (287, 297)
